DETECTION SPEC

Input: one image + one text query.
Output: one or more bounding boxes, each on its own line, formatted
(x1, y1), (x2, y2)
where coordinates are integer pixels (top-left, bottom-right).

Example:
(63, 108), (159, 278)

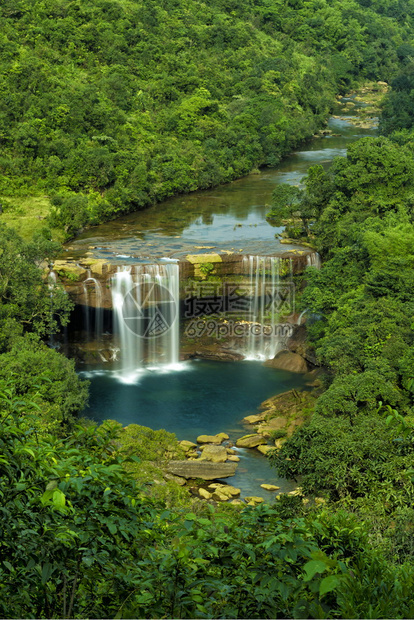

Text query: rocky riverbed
(164, 383), (322, 506)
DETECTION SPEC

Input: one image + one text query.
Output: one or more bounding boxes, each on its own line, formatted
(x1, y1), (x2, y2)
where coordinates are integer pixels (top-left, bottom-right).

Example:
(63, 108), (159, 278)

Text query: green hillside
(1, 0), (414, 236)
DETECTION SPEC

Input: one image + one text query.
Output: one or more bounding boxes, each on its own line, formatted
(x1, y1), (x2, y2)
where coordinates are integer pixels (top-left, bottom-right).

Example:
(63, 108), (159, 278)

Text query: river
(65, 97), (376, 262)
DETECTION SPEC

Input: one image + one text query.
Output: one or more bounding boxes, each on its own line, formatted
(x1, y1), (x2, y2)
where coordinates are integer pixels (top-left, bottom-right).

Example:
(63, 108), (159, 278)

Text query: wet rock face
(55, 250), (318, 308)
(59, 249), (321, 364)
(264, 350), (308, 373)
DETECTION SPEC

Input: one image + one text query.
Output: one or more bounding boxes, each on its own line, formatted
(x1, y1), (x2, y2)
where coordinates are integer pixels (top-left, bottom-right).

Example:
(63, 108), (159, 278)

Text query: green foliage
(199, 262), (215, 276)
(0, 0), (411, 235)
(0, 336), (88, 428)
(271, 410), (414, 504)
(270, 130), (414, 529)
(2, 383), (414, 620)
(0, 223), (72, 343)
(270, 428), (287, 440)
(115, 423), (190, 506)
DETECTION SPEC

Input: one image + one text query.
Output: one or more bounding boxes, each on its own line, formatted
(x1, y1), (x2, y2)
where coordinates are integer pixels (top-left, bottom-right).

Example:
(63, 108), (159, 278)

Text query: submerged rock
(167, 460), (237, 480)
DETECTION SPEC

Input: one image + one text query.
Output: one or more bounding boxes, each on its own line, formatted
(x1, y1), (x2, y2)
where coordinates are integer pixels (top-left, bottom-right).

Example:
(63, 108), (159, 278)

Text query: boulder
(260, 484), (280, 491)
(163, 473), (187, 486)
(198, 488), (213, 500)
(207, 483), (240, 498)
(212, 491), (230, 501)
(227, 455), (240, 462)
(257, 445), (276, 456)
(245, 496), (264, 506)
(242, 412), (267, 424)
(179, 440), (198, 452)
(288, 487), (303, 497)
(196, 433), (229, 444)
(167, 460), (237, 480)
(236, 434), (267, 448)
(185, 450), (199, 460)
(264, 351), (308, 373)
(287, 325), (307, 353)
(199, 444), (228, 463)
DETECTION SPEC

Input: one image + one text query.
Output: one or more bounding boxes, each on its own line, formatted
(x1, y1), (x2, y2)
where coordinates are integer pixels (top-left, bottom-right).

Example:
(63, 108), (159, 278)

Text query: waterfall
(111, 263), (180, 376)
(306, 252), (321, 269)
(84, 271), (103, 344)
(48, 270), (58, 348)
(242, 256), (293, 360)
(81, 281), (90, 338)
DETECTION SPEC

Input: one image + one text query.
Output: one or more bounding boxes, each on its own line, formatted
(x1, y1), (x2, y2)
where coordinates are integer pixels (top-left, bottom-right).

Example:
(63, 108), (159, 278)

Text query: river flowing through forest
(74, 97), (377, 498)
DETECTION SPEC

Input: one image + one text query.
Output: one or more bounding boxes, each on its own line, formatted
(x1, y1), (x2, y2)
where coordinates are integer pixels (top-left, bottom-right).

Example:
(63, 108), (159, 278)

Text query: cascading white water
(48, 270), (58, 347)
(111, 263), (180, 377)
(242, 255), (293, 360)
(83, 270), (103, 344)
(306, 252), (321, 269)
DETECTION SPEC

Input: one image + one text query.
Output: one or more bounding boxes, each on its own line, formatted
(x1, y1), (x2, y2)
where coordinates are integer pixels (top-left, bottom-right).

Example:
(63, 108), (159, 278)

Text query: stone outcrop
(54, 250), (320, 309)
(167, 460), (237, 480)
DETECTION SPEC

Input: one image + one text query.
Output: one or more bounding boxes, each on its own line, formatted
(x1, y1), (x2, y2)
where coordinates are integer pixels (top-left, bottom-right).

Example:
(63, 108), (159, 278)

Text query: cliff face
(54, 250), (318, 308)
(54, 250), (319, 365)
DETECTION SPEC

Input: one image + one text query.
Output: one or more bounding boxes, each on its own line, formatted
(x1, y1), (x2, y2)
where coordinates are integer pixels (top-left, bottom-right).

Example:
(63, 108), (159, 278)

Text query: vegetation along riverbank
(3, 0), (414, 617)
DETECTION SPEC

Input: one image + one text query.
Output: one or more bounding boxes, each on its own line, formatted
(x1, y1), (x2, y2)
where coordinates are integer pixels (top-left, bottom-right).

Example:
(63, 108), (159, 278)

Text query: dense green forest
(3, 0), (414, 617)
(1, 0), (414, 236)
